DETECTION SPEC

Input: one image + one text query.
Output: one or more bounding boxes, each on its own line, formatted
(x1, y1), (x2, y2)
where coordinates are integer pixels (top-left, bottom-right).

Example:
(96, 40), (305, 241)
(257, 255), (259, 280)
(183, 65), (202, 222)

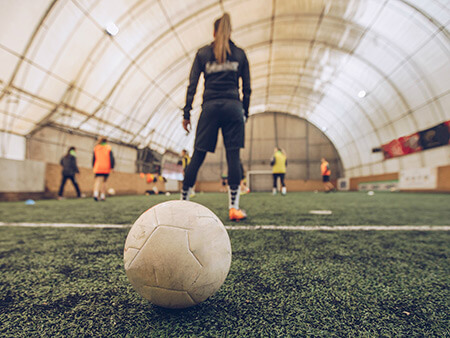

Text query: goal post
(246, 170), (273, 192)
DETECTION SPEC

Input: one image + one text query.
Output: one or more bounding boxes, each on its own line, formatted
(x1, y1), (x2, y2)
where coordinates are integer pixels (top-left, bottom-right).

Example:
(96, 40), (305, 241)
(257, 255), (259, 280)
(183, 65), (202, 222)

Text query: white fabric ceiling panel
(436, 91), (450, 121)
(350, 0), (385, 27)
(110, 70), (149, 113)
(377, 125), (396, 145)
(250, 67), (269, 84)
(393, 72), (430, 110)
(273, 16), (319, 41)
(342, 142), (360, 169)
(51, 17), (104, 81)
(161, 0), (216, 25)
(412, 104), (444, 131)
(174, 4), (222, 53)
(155, 62), (191, 97)
(27, 1), (84, 71)
(352, 109), (375, 139)
(391, 114), (417, 137)
(363, 131), (382, 153)
(79, 42), (129, 97)
(139, 33), (187, 80)
(233, 22), (271, 49)
(373, 2), (434, 55)
(406, 0), (450, 27)
(14, 63), (49, 98)
(72, 89), (102, 115)
(410, 37), (450, 96)
(116, 2), (170, 59)
(85, 0), (134, 29)
(79, 117), (106, 135)
(0, 49), (20, 81)
(271, 42), (310, 64)
(246, 46), (270, 66)
(275, 0), (324, 16)
(353, 136), (372, 165)
(369, 82), (406, 122)
(9, 119), (35, 135)
(316, 19), (358, 49)
(34, 76), (69, 104)
(224, 0), (272, 29)
(354, 36), (402, 75)
(0, 0), (53, 55)
(53, 111), (87, 128)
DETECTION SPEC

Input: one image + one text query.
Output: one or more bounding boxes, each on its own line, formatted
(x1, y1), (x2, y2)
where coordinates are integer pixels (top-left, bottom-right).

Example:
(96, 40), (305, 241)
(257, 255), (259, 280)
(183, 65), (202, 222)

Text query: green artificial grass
(0, 192), (449, 336)
(0, 191), (449, 226)
(0, 227), (448, 336)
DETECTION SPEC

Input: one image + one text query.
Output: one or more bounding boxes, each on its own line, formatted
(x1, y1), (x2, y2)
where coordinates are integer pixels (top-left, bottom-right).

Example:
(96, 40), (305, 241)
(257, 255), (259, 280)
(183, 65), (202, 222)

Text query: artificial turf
(0, 191), (449, 226)
(0, 192), (449, 336)
(0, 227), (448, 336)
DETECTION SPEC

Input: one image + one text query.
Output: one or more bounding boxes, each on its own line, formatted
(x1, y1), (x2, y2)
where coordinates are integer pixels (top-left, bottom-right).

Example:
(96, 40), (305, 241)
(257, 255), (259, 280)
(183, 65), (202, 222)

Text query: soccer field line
(0, 222), (449, 231)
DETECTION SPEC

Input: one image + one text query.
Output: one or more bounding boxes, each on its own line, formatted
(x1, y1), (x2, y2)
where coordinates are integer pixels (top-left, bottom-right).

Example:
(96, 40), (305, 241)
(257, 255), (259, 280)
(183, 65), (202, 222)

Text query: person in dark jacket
(180, 13), (251, 221)
(58, 146), (81, 199)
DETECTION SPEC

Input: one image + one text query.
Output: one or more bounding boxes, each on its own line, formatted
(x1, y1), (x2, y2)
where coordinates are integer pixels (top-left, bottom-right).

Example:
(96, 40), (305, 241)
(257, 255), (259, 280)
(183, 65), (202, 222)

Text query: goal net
(246, 170), (274, 192)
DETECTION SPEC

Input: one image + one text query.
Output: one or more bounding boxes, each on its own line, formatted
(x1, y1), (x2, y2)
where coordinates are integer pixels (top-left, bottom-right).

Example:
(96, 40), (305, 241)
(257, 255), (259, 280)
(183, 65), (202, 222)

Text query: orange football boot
(229, 208), (247, 221)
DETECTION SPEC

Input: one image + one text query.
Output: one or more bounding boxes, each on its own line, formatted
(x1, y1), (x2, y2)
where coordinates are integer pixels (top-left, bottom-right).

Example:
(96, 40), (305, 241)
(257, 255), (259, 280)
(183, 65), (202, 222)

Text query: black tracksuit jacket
(183, 40), (251, 120)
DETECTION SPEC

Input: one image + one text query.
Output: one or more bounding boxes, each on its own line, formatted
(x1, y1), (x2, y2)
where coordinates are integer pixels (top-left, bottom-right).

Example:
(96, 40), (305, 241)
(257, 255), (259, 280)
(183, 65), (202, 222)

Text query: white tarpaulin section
(0, 0), (449, 176)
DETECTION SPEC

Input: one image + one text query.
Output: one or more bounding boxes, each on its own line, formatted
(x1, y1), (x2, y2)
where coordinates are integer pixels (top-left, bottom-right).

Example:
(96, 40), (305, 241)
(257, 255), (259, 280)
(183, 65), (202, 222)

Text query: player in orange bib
(321, 157), (335, 192)
(92, 137), (115, 201)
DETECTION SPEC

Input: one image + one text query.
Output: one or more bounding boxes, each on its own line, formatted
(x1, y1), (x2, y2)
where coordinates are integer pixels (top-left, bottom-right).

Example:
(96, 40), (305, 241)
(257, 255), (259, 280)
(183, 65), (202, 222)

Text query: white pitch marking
(0, 222), (127, 229)
(0, 222), (449, 231)
(309, 210), (333, 215)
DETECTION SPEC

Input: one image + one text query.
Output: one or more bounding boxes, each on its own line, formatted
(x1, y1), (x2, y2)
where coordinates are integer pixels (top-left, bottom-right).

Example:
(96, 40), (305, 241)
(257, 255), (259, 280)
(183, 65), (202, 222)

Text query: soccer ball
(124, 200), (232, 309)
(107, 188), (116, 195)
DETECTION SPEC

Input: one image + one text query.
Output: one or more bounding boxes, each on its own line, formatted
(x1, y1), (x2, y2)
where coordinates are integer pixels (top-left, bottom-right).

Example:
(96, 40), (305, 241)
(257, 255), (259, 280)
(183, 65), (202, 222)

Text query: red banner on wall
(381, 120), (450, 160)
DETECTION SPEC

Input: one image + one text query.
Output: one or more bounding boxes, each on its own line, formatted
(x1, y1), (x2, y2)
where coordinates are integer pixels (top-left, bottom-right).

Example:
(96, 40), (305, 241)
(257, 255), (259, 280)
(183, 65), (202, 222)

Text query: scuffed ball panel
(124, 208), (158, 270)
(138, 285), (197, 309)
(154, 200), (220, 230)
(187, 221), (232, 303)
(126, 226), (202, 292)
(124, 208), (158, 250)
(124, 247), (140, 270)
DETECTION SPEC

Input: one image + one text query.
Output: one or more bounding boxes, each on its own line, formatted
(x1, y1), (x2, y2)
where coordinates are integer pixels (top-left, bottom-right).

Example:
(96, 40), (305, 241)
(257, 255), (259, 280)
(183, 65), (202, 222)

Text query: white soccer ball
(367, 191), (374, 196)
(107, 188), (116, 195)
(124, 200), (232, 309)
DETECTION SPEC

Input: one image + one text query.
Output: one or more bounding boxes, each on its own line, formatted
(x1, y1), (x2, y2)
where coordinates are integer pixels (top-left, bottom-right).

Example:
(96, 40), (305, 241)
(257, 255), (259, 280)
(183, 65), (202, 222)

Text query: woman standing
(181, 13), (251, 221)
(58, 146), (81, 199)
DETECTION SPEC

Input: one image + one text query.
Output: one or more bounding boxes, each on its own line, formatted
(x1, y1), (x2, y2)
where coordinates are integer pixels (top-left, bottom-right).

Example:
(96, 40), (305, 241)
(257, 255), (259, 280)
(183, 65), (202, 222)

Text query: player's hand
(183, 119), (191, 134)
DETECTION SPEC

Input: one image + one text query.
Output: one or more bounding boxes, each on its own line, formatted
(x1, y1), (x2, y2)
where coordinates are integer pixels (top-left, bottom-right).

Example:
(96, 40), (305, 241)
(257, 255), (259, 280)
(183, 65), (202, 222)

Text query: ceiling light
(105, 22), (119, 36)
(358, 90), (366, 98)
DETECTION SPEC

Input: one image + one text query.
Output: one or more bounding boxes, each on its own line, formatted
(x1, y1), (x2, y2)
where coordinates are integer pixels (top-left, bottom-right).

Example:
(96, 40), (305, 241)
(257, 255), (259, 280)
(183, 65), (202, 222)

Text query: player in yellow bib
(270, 148), (287, 195)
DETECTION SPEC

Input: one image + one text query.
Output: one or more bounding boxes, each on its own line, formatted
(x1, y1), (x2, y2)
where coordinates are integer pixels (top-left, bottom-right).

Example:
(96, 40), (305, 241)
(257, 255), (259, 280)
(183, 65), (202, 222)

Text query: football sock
(181, 187), (191, 201)
(228, 185), (240, 210)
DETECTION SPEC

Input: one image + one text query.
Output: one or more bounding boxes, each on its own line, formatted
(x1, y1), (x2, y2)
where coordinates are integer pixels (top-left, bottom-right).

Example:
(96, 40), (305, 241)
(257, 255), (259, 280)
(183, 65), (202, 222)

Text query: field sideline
(0, 192), (449, 336)
(1, 222), (450, 231)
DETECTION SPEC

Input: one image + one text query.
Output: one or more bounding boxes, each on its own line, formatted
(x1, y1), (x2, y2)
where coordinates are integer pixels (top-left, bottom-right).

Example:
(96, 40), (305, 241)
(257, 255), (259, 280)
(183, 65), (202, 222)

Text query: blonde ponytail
(213, 13), (232, 64)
